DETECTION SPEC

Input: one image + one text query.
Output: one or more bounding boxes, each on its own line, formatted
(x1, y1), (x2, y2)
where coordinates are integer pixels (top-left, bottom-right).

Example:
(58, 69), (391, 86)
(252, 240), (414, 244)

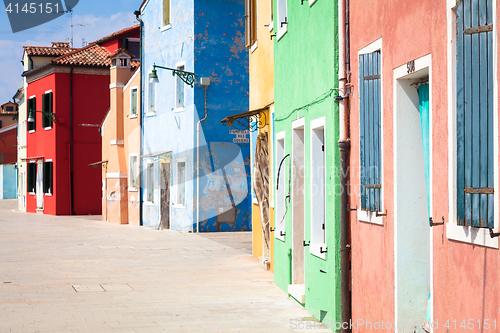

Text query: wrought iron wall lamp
(150, 64), (196, 87)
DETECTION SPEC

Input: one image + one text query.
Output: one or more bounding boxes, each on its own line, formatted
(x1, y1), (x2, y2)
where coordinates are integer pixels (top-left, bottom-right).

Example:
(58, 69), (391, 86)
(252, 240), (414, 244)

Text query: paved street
(0, 200), (329, 333)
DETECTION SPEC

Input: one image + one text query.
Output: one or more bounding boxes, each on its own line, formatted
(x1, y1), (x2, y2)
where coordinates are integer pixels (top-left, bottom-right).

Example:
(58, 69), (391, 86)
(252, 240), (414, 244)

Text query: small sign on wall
(231, 129), (250, 143)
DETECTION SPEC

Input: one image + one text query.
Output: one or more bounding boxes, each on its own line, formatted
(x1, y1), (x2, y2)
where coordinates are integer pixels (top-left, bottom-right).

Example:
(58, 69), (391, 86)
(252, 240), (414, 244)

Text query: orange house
(100, 49), (141, 225)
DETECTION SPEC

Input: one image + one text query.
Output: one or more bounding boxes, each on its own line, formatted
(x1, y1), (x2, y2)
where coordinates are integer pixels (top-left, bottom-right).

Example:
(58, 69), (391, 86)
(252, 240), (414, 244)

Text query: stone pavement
(0, 200), (331, 333)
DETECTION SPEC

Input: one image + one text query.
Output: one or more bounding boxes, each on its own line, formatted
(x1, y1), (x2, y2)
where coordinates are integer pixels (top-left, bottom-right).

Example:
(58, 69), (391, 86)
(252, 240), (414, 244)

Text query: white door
(36, 160), (43, 209)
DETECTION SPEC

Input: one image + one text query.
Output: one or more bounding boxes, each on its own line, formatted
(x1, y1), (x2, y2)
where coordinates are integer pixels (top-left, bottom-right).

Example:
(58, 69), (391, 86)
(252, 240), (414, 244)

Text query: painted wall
(141, 0), (251, 232)
(273, 0), (340, 326)
(17, 91), (27, 211)
(0, 164), (18, 199)
(0, 125), (17, 165)
(26, 70), (109, 215)
(347, 0), (500, 331)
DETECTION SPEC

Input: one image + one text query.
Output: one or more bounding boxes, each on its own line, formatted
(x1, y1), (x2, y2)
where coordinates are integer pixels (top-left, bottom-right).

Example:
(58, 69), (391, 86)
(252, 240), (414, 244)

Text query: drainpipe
(337, 0), (351, 331)
(196, 85), (209, 233)
(70, 66), (75, 215)
(135, 10), (144, 226)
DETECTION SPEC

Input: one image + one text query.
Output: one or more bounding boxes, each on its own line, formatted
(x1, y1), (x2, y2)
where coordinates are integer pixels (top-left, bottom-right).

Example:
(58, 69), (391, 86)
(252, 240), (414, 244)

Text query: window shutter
(456, 0), (494, 228)
(359, 51), (382, 212)
(43, 161), (53, 194)
(48, 92), (53, 127)
(27, 163), (36, 193)
(42, 94), (48, 128)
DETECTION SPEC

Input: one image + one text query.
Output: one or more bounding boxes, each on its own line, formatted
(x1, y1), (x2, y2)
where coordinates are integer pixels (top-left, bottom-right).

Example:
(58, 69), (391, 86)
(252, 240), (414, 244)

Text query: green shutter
(456, 0), (494, 228)
(359, 51), (382, 212)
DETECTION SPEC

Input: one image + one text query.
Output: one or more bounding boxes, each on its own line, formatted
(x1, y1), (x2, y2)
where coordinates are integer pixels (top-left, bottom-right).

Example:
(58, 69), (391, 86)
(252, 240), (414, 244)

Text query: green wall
(273, 0), (340, 330)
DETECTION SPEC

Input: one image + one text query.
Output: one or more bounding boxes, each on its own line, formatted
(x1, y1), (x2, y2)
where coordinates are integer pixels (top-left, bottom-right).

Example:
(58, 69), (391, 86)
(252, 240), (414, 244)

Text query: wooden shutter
(456, 0), (494, 228)
(27, 98), (36, 132)
(43, 161), (53, 194)
(359, 51), (382, 212)
(163, 0), (170, 26)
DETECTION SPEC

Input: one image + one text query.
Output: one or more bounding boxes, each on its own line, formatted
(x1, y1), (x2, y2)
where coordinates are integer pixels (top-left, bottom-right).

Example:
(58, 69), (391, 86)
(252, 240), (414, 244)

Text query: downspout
(337, 0), (351, 331)
(196, 85), (208, 232)
(70, 66), (75, 215)
(135, 10), (144, 226)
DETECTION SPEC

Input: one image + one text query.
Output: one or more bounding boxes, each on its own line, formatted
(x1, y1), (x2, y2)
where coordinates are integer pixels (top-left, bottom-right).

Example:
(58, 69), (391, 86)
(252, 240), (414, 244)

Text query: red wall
(0, 125), (17, 165)
(26, 71), (109, 216)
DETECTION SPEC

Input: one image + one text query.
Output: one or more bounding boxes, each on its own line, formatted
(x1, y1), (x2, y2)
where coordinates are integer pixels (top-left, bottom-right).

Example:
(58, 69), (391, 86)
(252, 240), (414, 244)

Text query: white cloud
(0, 11), (138, 103)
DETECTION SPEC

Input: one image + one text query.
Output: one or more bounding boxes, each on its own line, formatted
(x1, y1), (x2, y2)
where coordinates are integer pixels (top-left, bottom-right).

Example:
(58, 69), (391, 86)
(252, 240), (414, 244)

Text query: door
(159, 159), (171, 229)
(395, 77), (431, 330)
(36, 160), (43, 209)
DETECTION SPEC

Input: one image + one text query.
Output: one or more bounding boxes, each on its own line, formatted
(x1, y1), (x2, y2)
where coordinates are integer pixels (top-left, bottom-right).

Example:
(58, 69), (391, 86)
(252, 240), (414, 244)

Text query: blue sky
(0, 0), (142, 103)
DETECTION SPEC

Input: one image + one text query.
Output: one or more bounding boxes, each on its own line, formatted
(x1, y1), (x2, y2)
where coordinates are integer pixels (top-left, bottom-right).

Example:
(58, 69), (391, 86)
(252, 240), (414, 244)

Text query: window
(177, 161), (186, 205)
(310, 119), (325, 257)
(456, 0), (494, 228)
(276, 0), (287, 38)
(148, 79), (156, 114)
(162, 0), (170, 27)
(0, 120), (2, 128)
(27, 97), (36, 132)
(275, 132), (286, 241)
(359, 50), (382, 212)
(131, 88), (138, 116)
(43, 161), (53, 194)
(146, 162), (155, 202)
(126, 39), (140, 60)
(176, 65), (185, 109)
(42, 92), (53, 129)
(245, 0), (257, 47)
(6, 106), (14, 112)
(129, 154), (138, 191)
(27, 162), (36, 193)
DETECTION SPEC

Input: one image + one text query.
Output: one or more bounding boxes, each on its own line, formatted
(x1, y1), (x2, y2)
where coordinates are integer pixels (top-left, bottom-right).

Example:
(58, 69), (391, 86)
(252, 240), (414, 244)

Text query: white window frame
(147, 71), (156, 116)
(309, 117), (326, 259)
(275, 131), (286, 241)
(161, 0), (171, 31)
(446, 0), (498, 248)
(357, 38), (384, 225)
(28, 95), (36, 134)
(130, 86), (138, 119)
(276, 0), (287, 40)
(175, 158), (187, 207)
(43, 90), (53, 131)
(28, 160), (36, 195)
(174, 62), (186, 112)
(309, 0), (317, 6)
(129, 154), (139, 192)
(145, 160), (155, 204)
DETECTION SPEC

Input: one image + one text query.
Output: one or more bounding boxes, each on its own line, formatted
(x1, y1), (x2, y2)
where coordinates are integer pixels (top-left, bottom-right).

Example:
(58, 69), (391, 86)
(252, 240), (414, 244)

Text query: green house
(272, 0), (341, 328)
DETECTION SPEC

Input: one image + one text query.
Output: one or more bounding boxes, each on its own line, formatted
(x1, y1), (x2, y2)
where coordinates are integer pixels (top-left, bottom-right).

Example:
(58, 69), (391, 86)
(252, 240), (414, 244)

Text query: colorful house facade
(22, 27), (139, 215)
(100, 49), (141, 226)
(223, 0), (275, 269)
(272, 0), (341, 326)
(13, 88), (26, 210)
(139, 0), (251, 232)
(348, 0), (500, 331)
(0, 123), (18, 199)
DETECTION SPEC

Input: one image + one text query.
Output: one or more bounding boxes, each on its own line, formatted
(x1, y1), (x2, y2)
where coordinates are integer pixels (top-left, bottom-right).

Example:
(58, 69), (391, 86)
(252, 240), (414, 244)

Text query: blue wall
(141, 0), (251, 232)
(1, 164), (18, 199)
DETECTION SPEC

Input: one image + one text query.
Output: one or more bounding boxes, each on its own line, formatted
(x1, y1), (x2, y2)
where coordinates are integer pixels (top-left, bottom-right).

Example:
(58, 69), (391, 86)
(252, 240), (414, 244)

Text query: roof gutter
(134, 10), (144, 226)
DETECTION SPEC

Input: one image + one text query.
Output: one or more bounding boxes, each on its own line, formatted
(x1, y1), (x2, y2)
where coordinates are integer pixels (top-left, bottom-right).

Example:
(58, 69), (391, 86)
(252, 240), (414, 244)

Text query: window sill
(160, 24), (171, 32)
(173, 204), (186, 209)
(128, 188), (138, 192)
(29, 192), (35, 196)
(145, 112), (156, 117)
(277, 26), (287, 41)
(144, 201), (155, 206)
(357, 209), (383, 225)
(310, 243), (326, 260)
(252, 198), (258, 205)
(44, 127), (52, 131)
(250, 41), (258, 53)
(129, 114), (138, 119)
(44, 193), (52, 197)
(173, 107), (185, 113)
(29, 130), (35, 134)
(446, 223), (498, 249)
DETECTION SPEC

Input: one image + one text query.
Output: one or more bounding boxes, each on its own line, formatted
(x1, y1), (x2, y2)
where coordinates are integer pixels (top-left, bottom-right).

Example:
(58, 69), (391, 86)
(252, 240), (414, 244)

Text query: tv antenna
(52, 9), (87, 47)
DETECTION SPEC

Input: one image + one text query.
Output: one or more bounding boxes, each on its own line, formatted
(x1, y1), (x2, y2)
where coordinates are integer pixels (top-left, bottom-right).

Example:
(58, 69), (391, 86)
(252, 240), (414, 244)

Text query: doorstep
(36, 208), (44, 214)
(288, 283), (305, 304)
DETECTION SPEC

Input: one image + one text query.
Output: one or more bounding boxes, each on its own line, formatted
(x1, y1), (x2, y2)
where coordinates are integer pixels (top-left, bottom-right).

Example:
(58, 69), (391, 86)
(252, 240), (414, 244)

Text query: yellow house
(100, 49), (141, 225)
(222, 0), (275, 270)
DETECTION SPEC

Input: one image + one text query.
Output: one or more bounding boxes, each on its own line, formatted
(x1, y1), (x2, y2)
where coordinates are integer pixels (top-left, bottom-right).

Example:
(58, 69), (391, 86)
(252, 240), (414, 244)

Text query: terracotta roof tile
(94, 25), (140, 45)
(51, 43), (111, 67)
(23, 45), (78, 57)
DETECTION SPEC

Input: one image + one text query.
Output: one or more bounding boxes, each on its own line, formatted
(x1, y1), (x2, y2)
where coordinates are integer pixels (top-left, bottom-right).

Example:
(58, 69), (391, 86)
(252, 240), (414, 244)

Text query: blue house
(138, 0), (251, 232)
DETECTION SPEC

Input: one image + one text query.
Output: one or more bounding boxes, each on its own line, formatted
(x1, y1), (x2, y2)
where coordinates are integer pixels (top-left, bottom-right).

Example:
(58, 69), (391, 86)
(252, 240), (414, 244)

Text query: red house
(22, 26), (139, 215)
